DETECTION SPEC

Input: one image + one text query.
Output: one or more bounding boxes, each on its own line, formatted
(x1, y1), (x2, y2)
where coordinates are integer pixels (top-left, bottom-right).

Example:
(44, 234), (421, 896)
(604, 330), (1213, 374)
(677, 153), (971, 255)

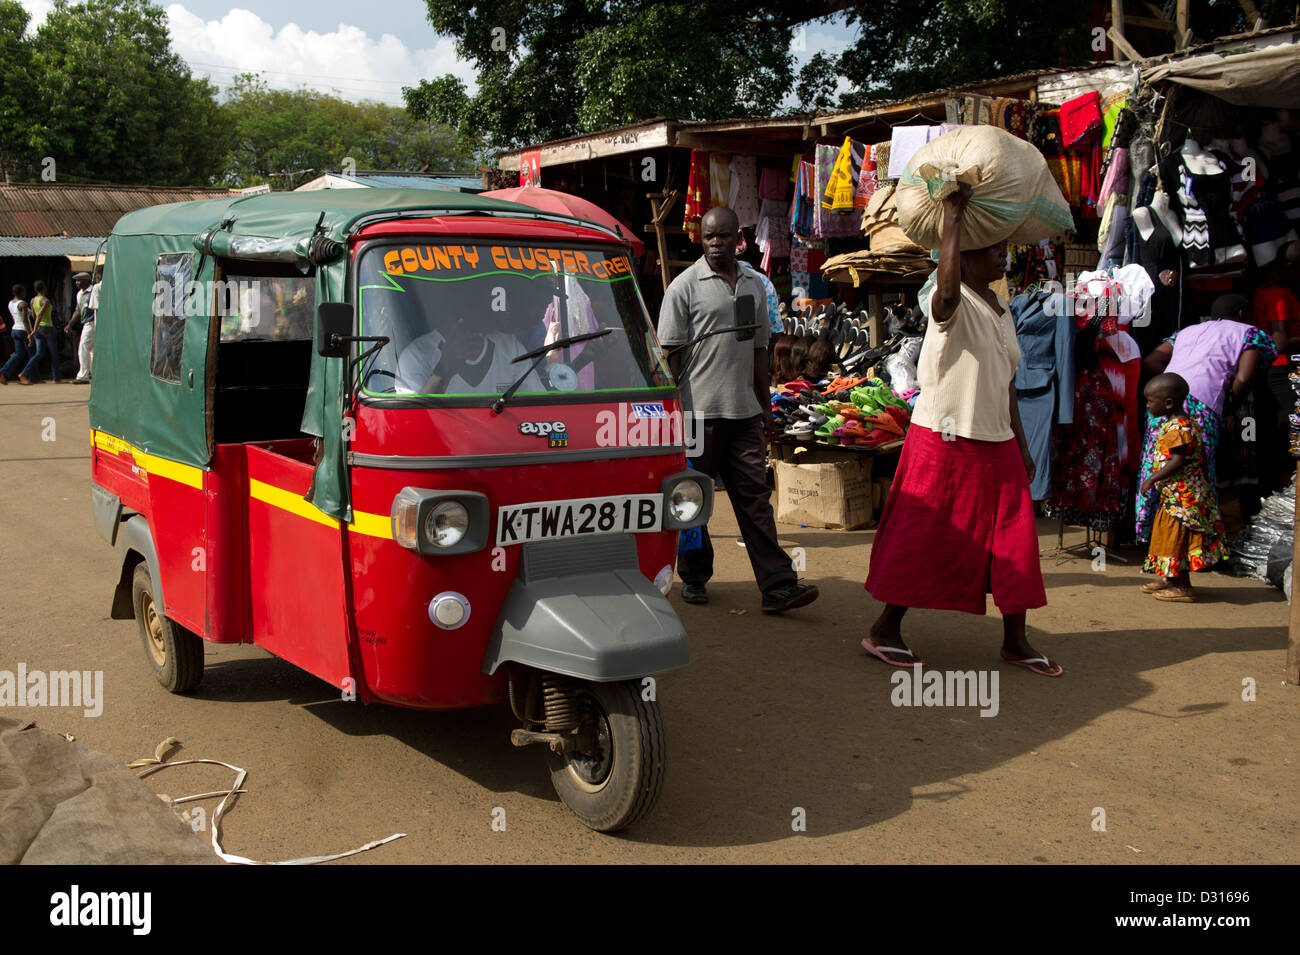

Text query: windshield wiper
(491, 328), (613, 414)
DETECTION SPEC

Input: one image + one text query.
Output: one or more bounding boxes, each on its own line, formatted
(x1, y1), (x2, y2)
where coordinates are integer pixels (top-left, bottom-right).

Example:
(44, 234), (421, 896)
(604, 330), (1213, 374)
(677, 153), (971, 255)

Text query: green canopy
(90, 188), (564, 521)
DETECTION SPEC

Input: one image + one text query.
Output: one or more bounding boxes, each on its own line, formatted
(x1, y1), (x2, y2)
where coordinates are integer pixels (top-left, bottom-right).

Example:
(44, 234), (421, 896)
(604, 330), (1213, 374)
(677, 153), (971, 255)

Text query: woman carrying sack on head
(862, 183), (1061, 678)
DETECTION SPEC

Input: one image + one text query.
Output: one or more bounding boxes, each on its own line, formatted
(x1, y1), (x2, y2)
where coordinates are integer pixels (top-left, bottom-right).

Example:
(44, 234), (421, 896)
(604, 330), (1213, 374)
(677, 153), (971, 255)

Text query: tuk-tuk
(88, 189), (714, 832)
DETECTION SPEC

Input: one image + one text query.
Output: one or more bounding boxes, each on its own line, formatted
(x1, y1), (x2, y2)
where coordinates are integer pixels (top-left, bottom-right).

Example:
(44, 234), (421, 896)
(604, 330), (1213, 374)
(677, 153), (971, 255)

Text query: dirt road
(1, 383), (1295, 863)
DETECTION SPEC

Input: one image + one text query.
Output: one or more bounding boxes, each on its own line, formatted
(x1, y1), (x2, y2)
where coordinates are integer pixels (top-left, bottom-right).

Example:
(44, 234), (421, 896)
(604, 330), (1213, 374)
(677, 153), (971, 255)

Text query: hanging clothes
(790, 161), (814, 239)
(684, 149), (711, 243)
(709, 153), (731, 209)
(759, 164), (788, 201)
(1097, 331), (1141, 472)
(822, 137), (860, 213)
(1043, 368), (1127, 531)
(1011, 291), (1075, 501)
(728, 154), (760, 228)
(814, 144), (859, 238)
(855, 145), (878, 208)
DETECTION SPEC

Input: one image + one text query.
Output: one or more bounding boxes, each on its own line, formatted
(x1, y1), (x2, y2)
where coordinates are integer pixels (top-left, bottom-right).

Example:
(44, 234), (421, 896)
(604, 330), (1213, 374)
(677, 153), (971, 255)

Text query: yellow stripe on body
(90, 430), (391, 539)
(249, 478), (392, 539)
(91, 429), (205, 490)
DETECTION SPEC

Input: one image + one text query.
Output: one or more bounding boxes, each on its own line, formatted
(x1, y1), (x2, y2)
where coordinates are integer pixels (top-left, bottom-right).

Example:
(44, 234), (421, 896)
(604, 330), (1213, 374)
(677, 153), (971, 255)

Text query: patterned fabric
(790, 236), (811, 295)
(1043, 369), (1126, 530)
(1136, 396), (1218, 542)
(1144, 510), (1228, 576)
(855, 146), (877, 208)
(741, 262), (782, 332)
(1177, 164), (1212, 268)
(1142, 415), (1228, 574)
(684, 149), (711, 243)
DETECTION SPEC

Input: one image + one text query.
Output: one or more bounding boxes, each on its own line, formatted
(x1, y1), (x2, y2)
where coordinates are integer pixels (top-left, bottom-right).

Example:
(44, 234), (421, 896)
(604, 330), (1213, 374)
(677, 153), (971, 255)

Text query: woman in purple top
(1139, 295), (1276, 542)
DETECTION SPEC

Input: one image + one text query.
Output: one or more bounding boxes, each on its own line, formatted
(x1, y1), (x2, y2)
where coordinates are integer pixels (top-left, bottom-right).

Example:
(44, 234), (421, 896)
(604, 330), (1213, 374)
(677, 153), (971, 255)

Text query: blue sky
(19, 1), (853, 107)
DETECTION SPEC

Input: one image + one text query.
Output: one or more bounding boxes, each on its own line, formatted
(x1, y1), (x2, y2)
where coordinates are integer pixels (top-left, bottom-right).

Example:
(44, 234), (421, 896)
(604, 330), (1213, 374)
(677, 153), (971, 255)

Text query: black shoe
(681, 583), (708, 604)
(762, 581), (819, 614)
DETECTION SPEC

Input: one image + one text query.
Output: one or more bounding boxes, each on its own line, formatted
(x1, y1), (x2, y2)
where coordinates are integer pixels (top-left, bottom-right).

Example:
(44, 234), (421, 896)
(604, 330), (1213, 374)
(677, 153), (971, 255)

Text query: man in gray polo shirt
(658, 206), (818, 614)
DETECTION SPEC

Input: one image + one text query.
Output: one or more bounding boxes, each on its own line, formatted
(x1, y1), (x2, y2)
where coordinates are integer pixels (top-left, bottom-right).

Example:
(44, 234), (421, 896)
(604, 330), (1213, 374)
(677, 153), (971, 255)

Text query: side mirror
(734, 295), (756, 342)
(316, 302), (353, 357)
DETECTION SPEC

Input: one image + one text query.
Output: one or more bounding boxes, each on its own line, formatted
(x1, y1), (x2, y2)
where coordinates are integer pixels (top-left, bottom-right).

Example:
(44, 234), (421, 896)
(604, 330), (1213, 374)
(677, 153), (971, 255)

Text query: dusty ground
(1, 383), (1296, 864)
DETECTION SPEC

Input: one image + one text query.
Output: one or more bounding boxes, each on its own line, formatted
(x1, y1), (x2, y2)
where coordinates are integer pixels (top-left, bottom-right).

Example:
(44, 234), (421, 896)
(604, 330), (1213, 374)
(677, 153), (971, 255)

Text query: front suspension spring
(541, 676), (581, 732)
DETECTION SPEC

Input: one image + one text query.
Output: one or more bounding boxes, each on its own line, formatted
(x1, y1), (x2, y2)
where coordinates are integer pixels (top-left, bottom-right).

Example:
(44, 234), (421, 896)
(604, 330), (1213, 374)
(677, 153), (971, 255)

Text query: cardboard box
(774, 457), (874, 530)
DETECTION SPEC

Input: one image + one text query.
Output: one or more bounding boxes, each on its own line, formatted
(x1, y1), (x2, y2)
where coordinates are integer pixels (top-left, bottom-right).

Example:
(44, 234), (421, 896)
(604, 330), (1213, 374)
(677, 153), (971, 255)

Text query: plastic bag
(896, 126), (1074, 251)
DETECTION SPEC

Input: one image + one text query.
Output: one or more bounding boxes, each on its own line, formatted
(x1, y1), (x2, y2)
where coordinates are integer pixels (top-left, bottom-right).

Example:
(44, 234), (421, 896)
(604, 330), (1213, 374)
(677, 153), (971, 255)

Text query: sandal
(1000, 650), (1064, 677)
(861, 637), (921, 668)
(1140, 579), (1170, 593)
(1153, 586), (1196, 602)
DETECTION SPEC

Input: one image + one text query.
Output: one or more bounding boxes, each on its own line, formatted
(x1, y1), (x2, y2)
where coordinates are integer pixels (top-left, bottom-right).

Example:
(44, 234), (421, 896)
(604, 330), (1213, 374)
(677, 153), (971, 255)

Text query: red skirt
(865, 425), (1047, 615)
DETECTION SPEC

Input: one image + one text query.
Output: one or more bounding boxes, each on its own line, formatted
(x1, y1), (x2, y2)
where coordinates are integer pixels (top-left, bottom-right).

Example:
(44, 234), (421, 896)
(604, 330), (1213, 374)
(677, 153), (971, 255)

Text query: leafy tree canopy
(408, 0), (1279, 146)
(219, 75), (477, 190)
(20, 0), (224, 185)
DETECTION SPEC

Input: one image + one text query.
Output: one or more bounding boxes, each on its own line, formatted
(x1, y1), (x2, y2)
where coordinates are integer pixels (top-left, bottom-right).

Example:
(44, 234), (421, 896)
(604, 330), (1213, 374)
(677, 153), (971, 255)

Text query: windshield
(357, 241), (672, 399)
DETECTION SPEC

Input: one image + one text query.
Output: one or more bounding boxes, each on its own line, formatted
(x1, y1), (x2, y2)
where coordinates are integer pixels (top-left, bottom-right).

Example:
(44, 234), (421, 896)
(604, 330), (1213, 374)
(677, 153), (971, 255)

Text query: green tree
(404, 0), (805, 150)
(26, 0), (223, 185)
(219, 74), (476, 189)
(0, 1), (40, 180)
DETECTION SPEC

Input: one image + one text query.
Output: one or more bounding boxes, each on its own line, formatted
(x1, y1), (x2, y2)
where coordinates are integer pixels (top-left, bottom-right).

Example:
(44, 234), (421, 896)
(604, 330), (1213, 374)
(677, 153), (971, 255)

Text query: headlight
(425, 501), (469, 548)
(668, 480), (703, 523)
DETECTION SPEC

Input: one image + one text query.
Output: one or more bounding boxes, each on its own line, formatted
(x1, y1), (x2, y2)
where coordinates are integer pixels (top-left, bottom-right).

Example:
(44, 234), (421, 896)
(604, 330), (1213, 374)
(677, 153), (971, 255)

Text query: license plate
(496, 494), (661, 545)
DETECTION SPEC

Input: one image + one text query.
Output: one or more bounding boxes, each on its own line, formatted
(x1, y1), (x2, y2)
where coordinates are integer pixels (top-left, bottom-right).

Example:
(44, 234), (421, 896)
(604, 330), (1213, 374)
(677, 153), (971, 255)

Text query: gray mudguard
(110, 515), (163, 620)
(483, 535), (690, 682)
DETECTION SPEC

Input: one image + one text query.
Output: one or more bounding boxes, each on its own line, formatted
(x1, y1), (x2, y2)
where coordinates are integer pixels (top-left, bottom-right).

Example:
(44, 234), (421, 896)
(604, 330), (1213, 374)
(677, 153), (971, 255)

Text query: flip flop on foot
(1000, 650), (1064, 677)
(861, 637), (921, 668)
(1153, 586), (1196, 602)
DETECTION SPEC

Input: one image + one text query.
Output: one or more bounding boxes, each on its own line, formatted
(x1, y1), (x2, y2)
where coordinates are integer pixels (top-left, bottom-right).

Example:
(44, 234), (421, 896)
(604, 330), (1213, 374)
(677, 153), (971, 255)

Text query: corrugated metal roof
(349, 173), (482, 192)
(0, 182), (234, 238)
(0, 235), (107, 256)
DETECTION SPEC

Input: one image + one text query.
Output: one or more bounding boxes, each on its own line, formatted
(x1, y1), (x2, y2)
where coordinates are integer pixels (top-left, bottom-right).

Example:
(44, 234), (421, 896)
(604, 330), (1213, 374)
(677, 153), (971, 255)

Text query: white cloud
(164, 6), (476, 105)
(18, 0), (53, 34)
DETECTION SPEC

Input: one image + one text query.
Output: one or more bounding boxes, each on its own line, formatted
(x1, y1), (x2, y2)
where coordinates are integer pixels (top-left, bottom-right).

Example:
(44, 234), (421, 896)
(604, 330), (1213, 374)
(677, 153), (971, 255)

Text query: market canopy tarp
(0, 717), (217, 864)
(1141, 42), (1300, 109)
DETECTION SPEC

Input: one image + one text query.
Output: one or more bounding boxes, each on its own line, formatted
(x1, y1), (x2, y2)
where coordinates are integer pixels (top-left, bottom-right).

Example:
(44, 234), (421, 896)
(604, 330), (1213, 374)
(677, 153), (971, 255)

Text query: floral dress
(1143, 415), (1228, 576)
(1044, 369), (1127, 530)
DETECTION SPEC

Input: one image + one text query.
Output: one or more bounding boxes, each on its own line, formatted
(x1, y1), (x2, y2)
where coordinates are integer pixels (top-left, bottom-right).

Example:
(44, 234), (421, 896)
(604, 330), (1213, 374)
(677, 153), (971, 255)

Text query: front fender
(482, 536), (689, 682)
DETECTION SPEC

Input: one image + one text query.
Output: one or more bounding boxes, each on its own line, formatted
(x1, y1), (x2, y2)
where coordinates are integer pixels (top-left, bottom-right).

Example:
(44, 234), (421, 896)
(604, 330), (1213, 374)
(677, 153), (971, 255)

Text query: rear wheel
(545, 679), (665, 833)
(132, 563), (203, 693)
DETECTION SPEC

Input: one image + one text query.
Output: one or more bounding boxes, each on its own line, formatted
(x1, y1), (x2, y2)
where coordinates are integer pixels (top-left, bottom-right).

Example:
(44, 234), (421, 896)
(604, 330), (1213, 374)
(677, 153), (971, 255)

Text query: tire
(545, 679), (665, 833)
(132, 563), (203, 693)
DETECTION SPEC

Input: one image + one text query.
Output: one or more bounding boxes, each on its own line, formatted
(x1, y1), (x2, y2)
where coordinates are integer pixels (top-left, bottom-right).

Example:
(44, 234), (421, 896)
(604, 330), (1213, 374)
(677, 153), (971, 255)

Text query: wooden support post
(1289, 460), (1300, 684)
(867, 290), (884, 348)
(648, 189), (681, 294)
(1176, 0), (1190, 49)
(1107, 26), (1144, 62)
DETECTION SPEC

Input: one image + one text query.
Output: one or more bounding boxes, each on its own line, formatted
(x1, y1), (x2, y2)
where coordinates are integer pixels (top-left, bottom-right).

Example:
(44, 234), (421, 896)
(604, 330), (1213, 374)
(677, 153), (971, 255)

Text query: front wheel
(132, 563), (204, 693)
(545, 679), (665, 833)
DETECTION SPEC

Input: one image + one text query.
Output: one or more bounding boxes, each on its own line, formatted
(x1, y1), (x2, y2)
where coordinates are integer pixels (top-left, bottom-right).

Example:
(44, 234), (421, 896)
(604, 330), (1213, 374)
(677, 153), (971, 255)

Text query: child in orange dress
(1139, 373), (1228, 602)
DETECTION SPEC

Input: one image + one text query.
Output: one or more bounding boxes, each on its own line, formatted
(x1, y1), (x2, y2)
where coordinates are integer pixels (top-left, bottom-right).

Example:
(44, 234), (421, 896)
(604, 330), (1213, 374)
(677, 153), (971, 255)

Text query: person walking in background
(1, 285), (34, 384)
(658, 205), (819, 614)
(20, 280), (60, 383)
(1139, 373), (1227, 602)
(863, 184), (1060, 677)
(71, 272), (95, 383)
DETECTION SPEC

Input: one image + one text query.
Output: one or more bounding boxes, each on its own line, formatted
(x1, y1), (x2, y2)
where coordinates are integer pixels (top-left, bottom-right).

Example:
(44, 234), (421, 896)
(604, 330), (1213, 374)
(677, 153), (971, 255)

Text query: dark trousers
(679, 414), (794, 592)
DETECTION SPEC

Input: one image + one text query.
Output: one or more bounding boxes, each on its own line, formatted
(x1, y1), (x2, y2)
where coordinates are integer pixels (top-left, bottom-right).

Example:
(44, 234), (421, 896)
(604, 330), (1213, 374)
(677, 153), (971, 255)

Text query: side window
(218, 274), (315, 342)
(151, 253), (193, 382)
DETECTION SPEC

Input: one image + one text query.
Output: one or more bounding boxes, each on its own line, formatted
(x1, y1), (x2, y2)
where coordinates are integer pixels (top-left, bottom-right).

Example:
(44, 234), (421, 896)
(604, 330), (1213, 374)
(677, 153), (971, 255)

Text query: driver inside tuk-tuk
(394, 314), (544, 396)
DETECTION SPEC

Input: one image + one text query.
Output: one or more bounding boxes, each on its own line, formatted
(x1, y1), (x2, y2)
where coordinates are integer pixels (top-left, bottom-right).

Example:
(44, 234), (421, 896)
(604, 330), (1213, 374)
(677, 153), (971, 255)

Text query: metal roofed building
(295, 170), (484, 193)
